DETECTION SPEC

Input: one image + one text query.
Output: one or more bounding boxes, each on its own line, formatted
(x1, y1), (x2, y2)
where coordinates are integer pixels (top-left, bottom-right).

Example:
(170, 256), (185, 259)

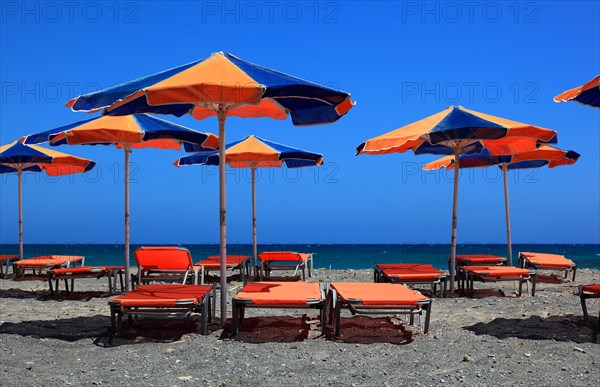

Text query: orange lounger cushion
(376, 264), (445, 281)
(0, 255), (19, 262)
(331, 282), (428, 306)
(109, 284), (213, 307)
(462, 266), (531, 277)
(14, 255), (84, 268)
(519, 252), (575, 268)
(134, 247), (194, 270)
(259, 252), (311, 262)
(49, 266), (124, 275)
(582, 284), (600, 294)
(456, 255), (506, 264)
(196, 255), (249, 269)
(234, 282), (322, 305)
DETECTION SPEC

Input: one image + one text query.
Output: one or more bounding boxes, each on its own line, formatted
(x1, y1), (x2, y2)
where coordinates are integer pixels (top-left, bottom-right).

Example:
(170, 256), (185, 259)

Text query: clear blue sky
(1, 1), (598, 244)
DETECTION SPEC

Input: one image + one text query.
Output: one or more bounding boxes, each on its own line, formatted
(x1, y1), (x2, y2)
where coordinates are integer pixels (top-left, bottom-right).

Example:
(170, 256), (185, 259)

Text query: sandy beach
(0, 268), (598, 386)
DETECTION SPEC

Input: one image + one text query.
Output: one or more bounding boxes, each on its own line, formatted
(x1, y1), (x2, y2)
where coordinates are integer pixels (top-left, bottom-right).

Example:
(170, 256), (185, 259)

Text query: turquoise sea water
(2, 244), (599, 270)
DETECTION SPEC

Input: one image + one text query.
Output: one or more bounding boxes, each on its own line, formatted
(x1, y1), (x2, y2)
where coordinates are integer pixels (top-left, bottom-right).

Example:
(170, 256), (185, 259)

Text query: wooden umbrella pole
(124, 146), (131, 291)
(18, 168), (23, 261)
(251, 166), (257, 278)
(502, 165), (513, 266)
(449, 149), (460, 296)
(218, 106), (228, 326)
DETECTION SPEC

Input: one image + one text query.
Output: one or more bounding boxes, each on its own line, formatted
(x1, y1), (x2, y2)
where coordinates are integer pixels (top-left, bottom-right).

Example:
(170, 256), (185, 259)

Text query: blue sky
(1, 1), (598, 244)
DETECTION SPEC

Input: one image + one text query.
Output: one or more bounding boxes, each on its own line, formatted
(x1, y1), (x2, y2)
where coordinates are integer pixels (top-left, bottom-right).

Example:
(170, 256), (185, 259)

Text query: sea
(2, 243), (599, 270)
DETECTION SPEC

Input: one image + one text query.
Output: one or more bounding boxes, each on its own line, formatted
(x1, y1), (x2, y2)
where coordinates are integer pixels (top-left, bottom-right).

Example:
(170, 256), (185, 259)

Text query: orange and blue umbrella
(554, 75), (600, 108)
(23, 114), (218, 290)
(65, 51), (353, 323)
(176, 135), (323, 275)
(356, 106), (557, 294)
(425, 146), (580, 265)
(0, 141), (96, 260)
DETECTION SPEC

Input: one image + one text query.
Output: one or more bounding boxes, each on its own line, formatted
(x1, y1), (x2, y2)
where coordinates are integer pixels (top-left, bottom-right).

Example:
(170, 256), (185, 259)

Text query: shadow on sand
(0, 288), (108, 301)
(464, 315), (599, 344)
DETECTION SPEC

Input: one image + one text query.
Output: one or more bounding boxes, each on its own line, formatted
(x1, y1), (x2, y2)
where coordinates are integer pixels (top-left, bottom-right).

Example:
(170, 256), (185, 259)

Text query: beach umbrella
(23, 114), (219, 290)
(0, 140), (96, 260)
(175, 135), (323, 276)
(554, 75), (600, 108)
(424, 146), (580, 265)
(65, 51), (353, 323)
(356, 106), (557, 294)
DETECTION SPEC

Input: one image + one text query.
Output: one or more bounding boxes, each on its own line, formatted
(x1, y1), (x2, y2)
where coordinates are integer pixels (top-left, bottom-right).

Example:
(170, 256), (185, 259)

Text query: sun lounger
(109, 284), (215, 335)
(13, 255), (85, 278)
(0, 254), (19, 278)
(258, 251), (314, 280)
(47, 266), (125, 294)
(455, 254), (507, 266)
(518, 252), (576, 281)
(195, 255), (250, 284)
(231, 281), (325, 335)
(458, 265), (536, 297)
(134, 246), (201, 287)
(579, 284), (600, 328)
(373, 263), (447, 297)
(328, 282), (432, 335)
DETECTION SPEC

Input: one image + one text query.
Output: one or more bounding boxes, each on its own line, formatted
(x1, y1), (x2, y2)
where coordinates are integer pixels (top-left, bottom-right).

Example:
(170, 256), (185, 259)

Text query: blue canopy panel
(70, 59), (204, 112)
(575, 86), (600, 107)
(506, 160), (549, 170)
(283, 159), (320, 168)
(184, 137), (246, 154)
(23, 117), (99, 145)
(414, 141), (484, 156)
(0, 165), (43, 174)
(134, 115), (215, 146)
(427, 107), (507, 145)
(0, 142), (54, 164)
(178, 151), (220, 166)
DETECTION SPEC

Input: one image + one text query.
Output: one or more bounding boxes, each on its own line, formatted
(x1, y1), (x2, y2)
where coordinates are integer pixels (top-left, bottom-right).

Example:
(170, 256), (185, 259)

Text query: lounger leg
(320, 304), (326, 335)
(579, 286), (590, 327)
(48, 276), (54, 294)
(423, 301), (432, 334)
(70, 278), (75, 292)
(531, 274), (536, 297)
(334, 299), (342, 336)
(232, 301), (239, 336)
(110, 307), (118, 336)
(64, 279), (69, 293)
(441, 278), (447, 298)
(302, 266), (306, 281)
(201, 297), (209, 335)
(409, 311), (414, 326)
(572, 267), (576, 282)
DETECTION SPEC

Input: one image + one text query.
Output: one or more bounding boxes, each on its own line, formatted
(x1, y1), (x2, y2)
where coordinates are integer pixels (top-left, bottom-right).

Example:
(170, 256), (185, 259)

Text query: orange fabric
(376, 264), (445, 280)
(14, 255), (84, 268)
(331, 282), (427, 306)
(49, 266), (124, 275)
(146, 53), (264, 105)
(0, 255), (19, 262)
(259, 252), (311, 262)
(134, 247), (193, 271)
(196, 255), (249, 269)
(424, 155), (453, 171)
(1, 142), (94, 176)
(51, 116), (144, 145)
(191, 98), (288, 121)
(110, 284), (212, 307)
(456, 255), (506, 264)
(462, 266), (531, 277)
(582, 284), (600, 294)
(520, 252), (575, 268)
(234, 282), (322, 305)
(554, 75), (600, 103)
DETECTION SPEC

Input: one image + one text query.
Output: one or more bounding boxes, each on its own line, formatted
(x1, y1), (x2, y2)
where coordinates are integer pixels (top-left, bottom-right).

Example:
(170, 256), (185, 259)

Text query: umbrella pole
(18, 168), (23, 261)
(124, 147), (131, 291)
(218, 107), (228, 326)
(252, 166), (257, 277)
(502, 165), (513, 266)
(449, 150), (460, 296)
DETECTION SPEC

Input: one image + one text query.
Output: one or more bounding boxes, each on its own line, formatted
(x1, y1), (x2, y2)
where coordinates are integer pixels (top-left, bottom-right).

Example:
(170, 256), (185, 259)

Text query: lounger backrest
(259, 251), (301, 260)
(134, 247), (193, 271)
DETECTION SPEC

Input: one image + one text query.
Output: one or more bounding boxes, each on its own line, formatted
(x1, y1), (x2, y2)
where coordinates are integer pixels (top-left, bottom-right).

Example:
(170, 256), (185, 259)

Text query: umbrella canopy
(23, 114), (218, 290)
(356, 106), (557, 294)
(424, 146), (580, 265)
(65, 51), (354, 324)
(176, 135), (323, 276)
(554, 75), (600, 108)
(0, 141), (96, 260)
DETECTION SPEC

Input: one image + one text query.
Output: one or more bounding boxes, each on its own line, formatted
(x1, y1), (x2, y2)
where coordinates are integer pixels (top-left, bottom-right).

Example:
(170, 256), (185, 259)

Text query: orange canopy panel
(109, 284), (213, 307)
(331, 282), (428, 306)
(520, 252), (575, 268)
(14, 255), (84, 268)
(258, 252), (311, 262)
(582, 284), (600, 294)
(554, 75), (600, 106)
(234, 282), (322, 305)
(134, 246), (194, 270)
(462, 266), (532, 277)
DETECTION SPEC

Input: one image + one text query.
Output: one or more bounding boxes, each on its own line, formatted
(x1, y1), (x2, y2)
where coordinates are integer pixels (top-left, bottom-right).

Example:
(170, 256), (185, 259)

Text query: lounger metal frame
(109, 285), (215, 336)
(373, 265), (447, 298)
(0, 255), (19, 278)
(258, 253), (314, 281)
(327, 287), (432, 335)
(134, 247), (200, 288)
(579, 285), (600, 328)
(198, 256), (251, 285)
(458, 267), (537, 297)
(14, 256), (85, 278)
(518, 252), (577, 281)
(231, 283), (326, 336)
(47, 266), (125, 294)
